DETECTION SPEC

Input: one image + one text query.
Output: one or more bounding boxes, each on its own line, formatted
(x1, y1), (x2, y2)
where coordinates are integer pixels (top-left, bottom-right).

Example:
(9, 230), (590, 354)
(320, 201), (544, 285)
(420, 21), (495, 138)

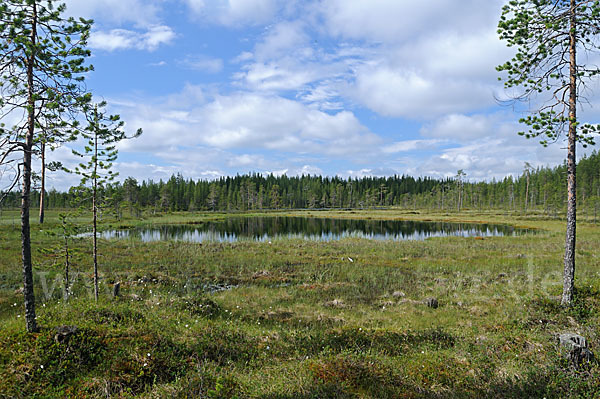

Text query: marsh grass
(1, 209), (600, 397)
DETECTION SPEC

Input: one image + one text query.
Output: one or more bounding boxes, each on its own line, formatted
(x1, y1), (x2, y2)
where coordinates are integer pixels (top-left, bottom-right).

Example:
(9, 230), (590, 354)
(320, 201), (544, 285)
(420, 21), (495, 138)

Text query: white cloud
(64, 0), (162, 27)
(232, 51), (254, 63)
(298, 164), (323, 176)
(402, 111), (577, 179)
(233, 21), (319, 91)
(320, 0), (505, 43)
(383, 139), (445, 154)
(348, 66), (493, 119)
(227, 154), (267, 167)
(338, 22), (512, 118)
(184, 0), (285, 26)
(413, 137), (566, 181)
(267, 1), (512, 118)
(227, 9), (510, 117)
(114, 161), (224, 183)
(163, 84), (208, 108)
(197, 94), (380, 156)
(111, 87), (382, 169)
(345, 167), (400, 178)
(405, 31), (513, 82)
(180, 56), (224, 73)
(235, 62), (320, 91)
(233, 21), (366, 110)
(254, 21), (309, 60)
(150, 61), (168, 67)
(421, 114), (502, 141)
(90, 26), (176, 52)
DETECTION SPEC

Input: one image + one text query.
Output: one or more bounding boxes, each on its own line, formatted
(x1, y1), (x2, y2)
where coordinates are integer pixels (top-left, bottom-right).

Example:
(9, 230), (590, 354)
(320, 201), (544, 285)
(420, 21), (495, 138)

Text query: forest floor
(1, 208), (600, 398)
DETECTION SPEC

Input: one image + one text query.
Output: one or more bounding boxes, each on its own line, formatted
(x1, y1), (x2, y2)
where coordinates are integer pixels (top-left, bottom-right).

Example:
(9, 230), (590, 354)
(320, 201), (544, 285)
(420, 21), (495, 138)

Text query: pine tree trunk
(64, 228), (70, 300)
(93, 109), (99, 302)
(562, 0), (577, 306)
(22, 3), (39, 333)
(39, 140), (45, 224)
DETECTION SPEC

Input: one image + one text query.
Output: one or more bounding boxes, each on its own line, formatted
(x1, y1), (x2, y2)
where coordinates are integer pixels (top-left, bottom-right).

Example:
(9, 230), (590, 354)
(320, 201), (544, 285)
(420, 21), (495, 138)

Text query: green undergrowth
(1, 209), (600, 398)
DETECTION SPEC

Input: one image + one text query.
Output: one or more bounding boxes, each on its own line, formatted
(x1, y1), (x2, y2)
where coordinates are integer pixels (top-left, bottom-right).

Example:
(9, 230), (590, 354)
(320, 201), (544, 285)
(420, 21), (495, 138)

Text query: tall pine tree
(0, 0), (92, 331)
(498, 0), (600, 305)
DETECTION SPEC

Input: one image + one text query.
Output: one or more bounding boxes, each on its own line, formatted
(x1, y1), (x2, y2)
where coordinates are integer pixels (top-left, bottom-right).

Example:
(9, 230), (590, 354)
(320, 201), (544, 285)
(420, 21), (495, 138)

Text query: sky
(13, 0), (600, 189)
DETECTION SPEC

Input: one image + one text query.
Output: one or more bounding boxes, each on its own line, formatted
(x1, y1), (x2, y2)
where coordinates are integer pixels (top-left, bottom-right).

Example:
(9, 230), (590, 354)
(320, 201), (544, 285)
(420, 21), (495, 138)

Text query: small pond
(95, 216), (532, 243)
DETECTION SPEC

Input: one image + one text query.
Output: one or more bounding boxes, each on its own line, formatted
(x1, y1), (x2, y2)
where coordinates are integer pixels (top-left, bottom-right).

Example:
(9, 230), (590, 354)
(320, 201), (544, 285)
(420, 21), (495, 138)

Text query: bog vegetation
(1, 209), (600, 398)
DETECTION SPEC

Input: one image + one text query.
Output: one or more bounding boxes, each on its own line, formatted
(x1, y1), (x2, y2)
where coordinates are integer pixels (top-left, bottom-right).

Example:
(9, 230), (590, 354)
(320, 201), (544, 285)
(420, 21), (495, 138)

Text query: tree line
(3, 150), (599, 217)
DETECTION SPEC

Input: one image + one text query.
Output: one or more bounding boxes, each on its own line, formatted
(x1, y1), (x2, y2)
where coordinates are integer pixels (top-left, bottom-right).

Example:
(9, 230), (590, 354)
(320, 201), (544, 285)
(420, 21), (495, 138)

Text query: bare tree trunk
(22, 3), (38, 333)
(39, 140), (45, 224)
(93, 108), (99, 302)
(562, 0), (577, 306)
(525, 172), (530, 214)
(64, 229), (70, 300)
(441, 186), (445, 210)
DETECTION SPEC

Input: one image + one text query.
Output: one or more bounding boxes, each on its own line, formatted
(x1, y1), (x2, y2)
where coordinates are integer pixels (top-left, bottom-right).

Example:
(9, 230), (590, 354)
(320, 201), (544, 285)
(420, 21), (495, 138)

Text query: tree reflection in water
(97, 217), (532, 243)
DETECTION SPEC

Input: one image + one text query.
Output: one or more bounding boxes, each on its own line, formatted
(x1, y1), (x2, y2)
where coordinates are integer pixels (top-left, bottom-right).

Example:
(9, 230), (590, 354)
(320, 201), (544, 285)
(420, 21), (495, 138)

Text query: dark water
(95, 217), (532, 243)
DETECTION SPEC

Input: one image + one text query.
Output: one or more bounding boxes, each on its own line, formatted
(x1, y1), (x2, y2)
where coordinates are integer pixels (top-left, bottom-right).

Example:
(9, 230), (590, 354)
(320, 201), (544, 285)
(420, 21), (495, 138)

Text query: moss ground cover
(1, 209), (600, 398)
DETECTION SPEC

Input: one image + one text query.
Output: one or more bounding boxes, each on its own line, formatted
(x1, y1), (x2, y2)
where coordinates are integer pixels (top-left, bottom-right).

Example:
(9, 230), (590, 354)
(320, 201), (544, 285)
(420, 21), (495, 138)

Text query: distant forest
(2, 151), (600, 218)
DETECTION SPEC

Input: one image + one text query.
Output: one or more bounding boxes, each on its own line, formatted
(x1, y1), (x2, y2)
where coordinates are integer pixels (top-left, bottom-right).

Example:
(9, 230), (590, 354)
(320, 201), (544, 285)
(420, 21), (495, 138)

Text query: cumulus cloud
(89, 26), (176, 52)
(404, 31), (513, 81)
(105, 87), (383, 183)
(404, 112), (572, 179)
(64, 0), (176, 53)
(341, 29), (512, 118)
(320, 0), (505, 43)
(413, 137), (567, 181)
(348, 66), (493, 119)
(197, 94), (380, 155)
(229, 1), (511, 117)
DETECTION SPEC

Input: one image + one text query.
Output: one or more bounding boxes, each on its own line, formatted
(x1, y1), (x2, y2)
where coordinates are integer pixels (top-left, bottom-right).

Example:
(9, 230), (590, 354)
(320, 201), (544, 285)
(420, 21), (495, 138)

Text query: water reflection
(95, 217), (531, 243)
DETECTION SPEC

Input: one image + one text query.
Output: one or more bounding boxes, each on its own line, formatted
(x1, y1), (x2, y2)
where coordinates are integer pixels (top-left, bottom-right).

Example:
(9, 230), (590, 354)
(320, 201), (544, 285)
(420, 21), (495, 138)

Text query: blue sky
(36, 0), (600, 189)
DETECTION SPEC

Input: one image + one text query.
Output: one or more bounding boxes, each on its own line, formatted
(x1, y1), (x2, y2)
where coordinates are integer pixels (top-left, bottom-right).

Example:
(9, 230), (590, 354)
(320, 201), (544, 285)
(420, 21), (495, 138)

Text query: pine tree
(498, 0), (600, 305)
(0, 0), (93, 331)
(72, 103), (141, 301)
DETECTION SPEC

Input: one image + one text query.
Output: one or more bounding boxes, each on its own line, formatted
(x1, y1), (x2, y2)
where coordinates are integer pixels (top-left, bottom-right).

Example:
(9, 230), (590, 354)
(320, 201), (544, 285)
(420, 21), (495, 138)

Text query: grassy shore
(1, 209), (599, 398)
